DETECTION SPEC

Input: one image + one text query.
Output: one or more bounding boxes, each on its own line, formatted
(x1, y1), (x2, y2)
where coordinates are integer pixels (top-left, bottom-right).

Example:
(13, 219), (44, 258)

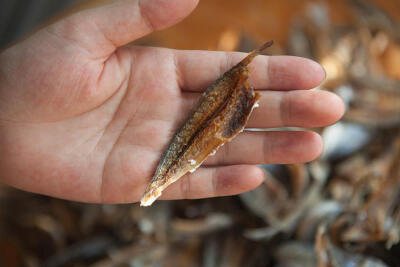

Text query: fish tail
(239, 40), (274, 66)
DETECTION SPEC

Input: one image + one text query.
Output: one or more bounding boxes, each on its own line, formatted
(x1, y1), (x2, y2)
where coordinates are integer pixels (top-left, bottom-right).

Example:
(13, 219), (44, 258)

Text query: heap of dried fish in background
(1, 0), (400, 266)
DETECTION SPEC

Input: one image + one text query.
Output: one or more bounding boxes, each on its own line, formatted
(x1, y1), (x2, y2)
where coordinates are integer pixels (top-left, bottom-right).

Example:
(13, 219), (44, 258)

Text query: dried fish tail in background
(140, 41), (274, 206)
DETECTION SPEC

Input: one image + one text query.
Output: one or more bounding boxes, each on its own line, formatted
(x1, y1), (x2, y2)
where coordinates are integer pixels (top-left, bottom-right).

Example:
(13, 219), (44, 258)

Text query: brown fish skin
(140, 41), (273, 206)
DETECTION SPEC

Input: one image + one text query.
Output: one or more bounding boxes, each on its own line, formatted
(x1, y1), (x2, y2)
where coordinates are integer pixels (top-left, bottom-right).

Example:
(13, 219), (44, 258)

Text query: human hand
(0, 0), (344, 203)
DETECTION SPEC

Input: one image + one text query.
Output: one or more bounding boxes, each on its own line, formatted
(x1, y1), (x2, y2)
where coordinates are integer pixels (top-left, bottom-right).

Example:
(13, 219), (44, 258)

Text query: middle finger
(182, 89), (344, 128)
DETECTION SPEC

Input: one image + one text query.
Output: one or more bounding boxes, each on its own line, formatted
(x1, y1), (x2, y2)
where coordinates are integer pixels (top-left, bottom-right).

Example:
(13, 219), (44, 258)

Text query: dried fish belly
(140, 41), (274, 206)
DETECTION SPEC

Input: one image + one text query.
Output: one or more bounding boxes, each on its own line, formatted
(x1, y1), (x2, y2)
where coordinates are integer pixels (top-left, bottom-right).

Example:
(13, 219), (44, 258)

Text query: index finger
(174, 50), (326, 92)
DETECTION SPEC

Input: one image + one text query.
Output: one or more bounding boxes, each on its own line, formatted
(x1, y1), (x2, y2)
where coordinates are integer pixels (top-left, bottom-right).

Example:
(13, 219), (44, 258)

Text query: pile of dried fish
(0, 1), (400, 266)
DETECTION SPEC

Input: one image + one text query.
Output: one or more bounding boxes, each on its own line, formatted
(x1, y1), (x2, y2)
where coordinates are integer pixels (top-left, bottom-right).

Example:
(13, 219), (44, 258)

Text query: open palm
(0, 0), (344, 203)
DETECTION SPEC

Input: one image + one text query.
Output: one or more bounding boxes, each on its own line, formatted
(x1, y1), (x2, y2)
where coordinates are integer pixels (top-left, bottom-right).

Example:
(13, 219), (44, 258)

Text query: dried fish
(170, 213), (232, 235)
(315, 224), (389, 267)
(274, 241), (318, 267)
(297, 201), (342, 241)
(140, 41), (274, 206)
(242, 162), (328, 241)
(321, 122), (371, 160)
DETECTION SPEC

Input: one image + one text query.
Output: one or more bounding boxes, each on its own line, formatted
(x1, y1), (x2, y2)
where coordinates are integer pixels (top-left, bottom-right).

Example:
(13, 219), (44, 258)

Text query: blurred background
(1, 0), (400, 266)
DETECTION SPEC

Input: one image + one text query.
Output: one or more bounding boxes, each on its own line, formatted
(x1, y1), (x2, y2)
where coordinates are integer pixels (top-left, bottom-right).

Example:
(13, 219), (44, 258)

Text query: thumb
(49, 0), (199, 58)
(0, 0), (198, 122)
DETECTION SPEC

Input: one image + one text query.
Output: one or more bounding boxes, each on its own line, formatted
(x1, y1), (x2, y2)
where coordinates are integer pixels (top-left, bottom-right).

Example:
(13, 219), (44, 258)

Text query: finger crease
(221, 52), (233, 74)
(181, 174), (191, 199)
(138, 0), (156, 33)
(265, 56), (272, 88)
(173, 52), (184, 89)
(211, 168), (219, 196)
(263, 134), (271, 164)
(280, 94), (290, 126)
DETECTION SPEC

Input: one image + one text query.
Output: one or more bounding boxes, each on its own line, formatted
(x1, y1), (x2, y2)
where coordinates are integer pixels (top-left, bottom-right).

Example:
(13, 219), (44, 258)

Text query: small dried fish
(140, 41), (274, 206)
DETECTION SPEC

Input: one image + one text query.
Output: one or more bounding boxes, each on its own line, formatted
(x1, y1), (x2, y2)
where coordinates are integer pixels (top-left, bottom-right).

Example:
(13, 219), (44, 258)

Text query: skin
(0, 0), (345, 204)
